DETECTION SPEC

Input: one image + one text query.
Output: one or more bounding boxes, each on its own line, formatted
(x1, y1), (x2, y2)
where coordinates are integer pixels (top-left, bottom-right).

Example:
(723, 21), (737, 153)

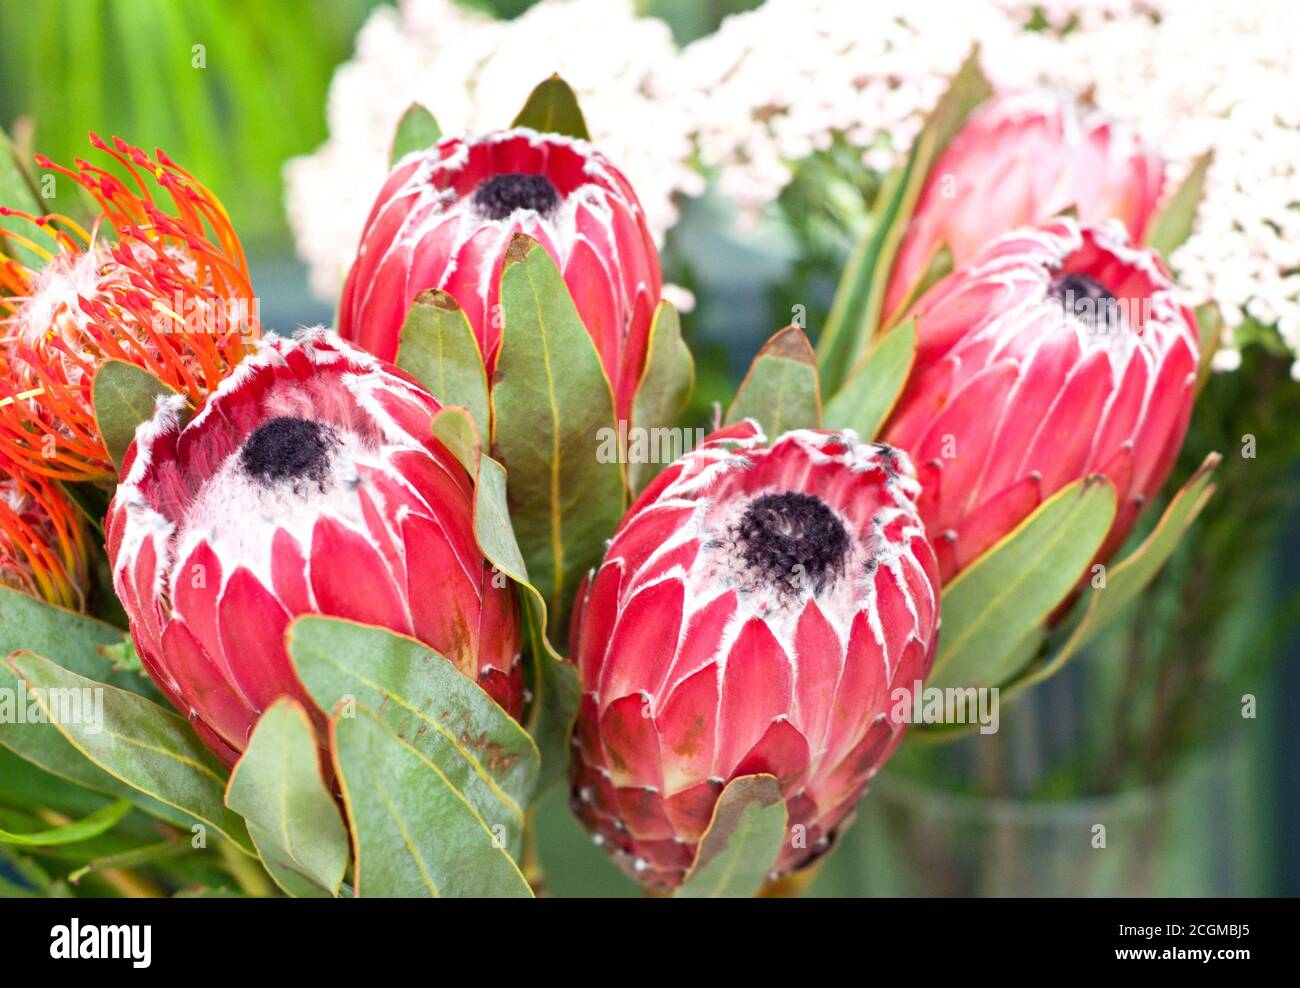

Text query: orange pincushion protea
(0, 460), (89, 610)
(0, 135), (258, 482)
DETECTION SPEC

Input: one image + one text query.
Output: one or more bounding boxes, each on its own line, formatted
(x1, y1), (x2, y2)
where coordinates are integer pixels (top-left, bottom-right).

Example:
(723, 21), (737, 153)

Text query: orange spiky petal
(0, 138), (261, 483)
(0, 462), (89, 611)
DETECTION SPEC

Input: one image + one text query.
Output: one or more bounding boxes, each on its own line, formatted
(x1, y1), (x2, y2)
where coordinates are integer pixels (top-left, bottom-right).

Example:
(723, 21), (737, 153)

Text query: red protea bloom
(0, 135), (258, 482)
(338, 128), (661, 420)
(1, 461), (89, 611)
(883, 91), (1165, 324)
(882, 218), (1199, 583)
(106, 331), (522, 764)
(568, 423), (940, 889)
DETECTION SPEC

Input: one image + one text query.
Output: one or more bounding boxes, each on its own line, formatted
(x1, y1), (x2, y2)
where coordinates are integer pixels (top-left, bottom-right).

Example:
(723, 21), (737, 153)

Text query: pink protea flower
(106, 331), (522, 764)
(337, 128), (661, 420)
(882, 218), (1199, 583)
(567, 423), (940, 889)
(1, 461), (89, 611)
(882, 91), (1165, 324)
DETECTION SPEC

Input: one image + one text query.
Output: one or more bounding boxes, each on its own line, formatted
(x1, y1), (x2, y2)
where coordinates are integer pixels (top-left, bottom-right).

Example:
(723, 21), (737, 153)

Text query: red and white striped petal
(883, 91), (1165, 323)
(569, 425), (941, 889)
(106, 331), (522, 765)
(884, 218), (1199, 584)
(338, 129), (662, 422)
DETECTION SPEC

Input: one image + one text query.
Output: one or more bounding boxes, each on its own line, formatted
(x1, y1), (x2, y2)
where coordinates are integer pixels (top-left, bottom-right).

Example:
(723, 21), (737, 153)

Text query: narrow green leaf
(5, 652), (253, 853)
(823, 319), (916, 440)
(331, 706), (533, 898)
(0, 125), (43, 268)
(816, 47), (990, 393)
(526, 608), (581, 795)
(725, 325), (821, 434)
(225, 698), (348, 898)
(389, 103), (442, 165)
(629, 301), (695, 491)
(426, 408), (575, 788)
(1009, 453), (1220, 696)
(91, 360), (185, 473)
(1195, 303), (1223, 393)
(288, 616), (539, 858)
(0, 664), (200, 833)
(67, 837), (191, 883)
(1145, 151), (1213, 259)
(676, 775), (787, 899)
(68, 838), (191, 885)
(927, 477), (1118, 690)
(0, 586), (158, 700)
(912, 625), (1044, 742)
(397, 289), (491, 438)
(491, 234), (625, 632)
(0, 799), (130, 847)
(511, 74), (590, 140)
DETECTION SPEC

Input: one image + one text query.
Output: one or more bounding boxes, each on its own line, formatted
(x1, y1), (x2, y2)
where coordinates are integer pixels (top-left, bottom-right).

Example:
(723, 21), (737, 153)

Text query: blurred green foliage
(0, 0), (381, 248)
(0, 0), (756, 252)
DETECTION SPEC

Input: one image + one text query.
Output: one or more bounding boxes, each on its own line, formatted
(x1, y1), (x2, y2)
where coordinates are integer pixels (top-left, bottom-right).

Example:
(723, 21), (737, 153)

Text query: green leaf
(1145, 151), (1213, 259)
(330, 706), (533, 897)
(725, 325), (821, 434)
(675, 775), (788, 898)
(0, 586), (159, 700)
(225, 698), (349, 898)
(491, 234), (625, 632)
(629, 301), (695, 491)
(0, 125), (43, 268)
(389, 103), (442, 165)
(427, 408), (576, 789)
(511, 74), (590, 140)
(926, 477), (1118, 690)
(525, 607), (581, 795)
(823, 319), (916, 440)
(816, 47), (990, 394)
(0, 799), (130, 847)
(0, 663), (200, 832)
(67, 838), (192, 885)
(288, 616), (539, 859)
(5, 652), (253, 853)
(91, 360), (185, 474)
(1195, 303), (1223, 392)
(1009, 453), (1220, 696)
(396, 289), (491, 439)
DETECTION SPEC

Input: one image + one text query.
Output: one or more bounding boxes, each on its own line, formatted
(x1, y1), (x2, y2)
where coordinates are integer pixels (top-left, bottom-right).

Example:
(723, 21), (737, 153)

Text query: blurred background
(2, 0), (1295, 896)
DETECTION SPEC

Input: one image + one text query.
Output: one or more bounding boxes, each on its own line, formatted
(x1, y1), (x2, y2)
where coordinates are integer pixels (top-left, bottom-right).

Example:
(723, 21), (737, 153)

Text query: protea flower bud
(568, 423), (940, 889)
(106, 331), (522, 764)
(0, 136), (257, 482)
(338, 128), (661, 420)
(882, 218), (1199, 583)
(1, 463), (89, 611)
(883, 91), (1165, 323)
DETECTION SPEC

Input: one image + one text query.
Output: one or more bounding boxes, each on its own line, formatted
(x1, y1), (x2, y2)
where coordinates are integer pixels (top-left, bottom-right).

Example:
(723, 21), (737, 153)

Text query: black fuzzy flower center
(471, 173), (560, 220)
(240, 417), (337, 486)
(1049, 272), (1123, 334)
(734, 492), (850, 596)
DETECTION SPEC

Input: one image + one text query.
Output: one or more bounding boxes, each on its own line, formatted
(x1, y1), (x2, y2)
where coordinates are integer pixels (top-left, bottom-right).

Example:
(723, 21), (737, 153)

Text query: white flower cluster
(287, 0), (1300, 368)
(284, 0), (702, 300)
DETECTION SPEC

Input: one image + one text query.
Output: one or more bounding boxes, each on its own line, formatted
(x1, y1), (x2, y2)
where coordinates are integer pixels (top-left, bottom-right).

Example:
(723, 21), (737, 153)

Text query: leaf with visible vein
(225, 697), (348, 898)
(6, 652), (253, 853)
(676, 775), (787, 899)
(0, 799), (131, 847)
(331, 707), (533, 898)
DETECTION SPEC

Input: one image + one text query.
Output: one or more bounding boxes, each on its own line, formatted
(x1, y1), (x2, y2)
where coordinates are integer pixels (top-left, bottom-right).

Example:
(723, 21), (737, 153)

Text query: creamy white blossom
(289, 0), (1300, 364)
(285, 0), (701, 300)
